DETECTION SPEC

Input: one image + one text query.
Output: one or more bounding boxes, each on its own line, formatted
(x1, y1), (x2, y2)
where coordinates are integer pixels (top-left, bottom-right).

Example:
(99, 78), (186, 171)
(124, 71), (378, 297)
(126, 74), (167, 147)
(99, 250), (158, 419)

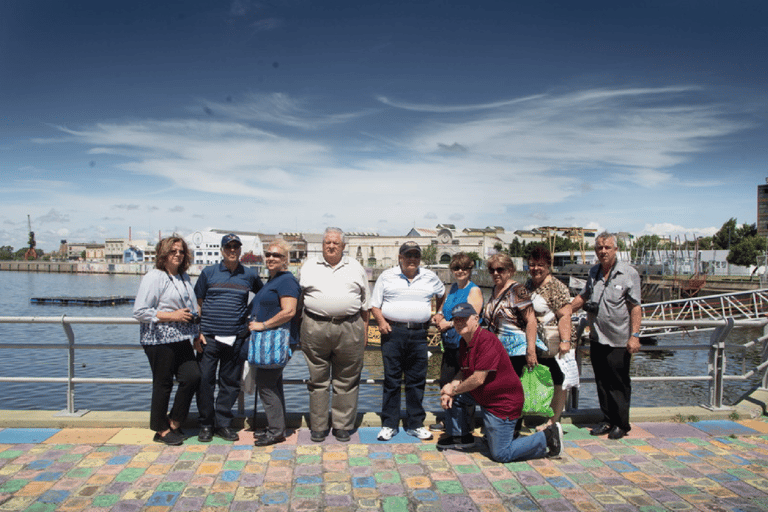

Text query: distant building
(124, 246), (145, 263)
(758, 179), (768, 237)
(105, 238), (154, 264)
(187, 229), (262, 266)
(65, 242), (106, 261)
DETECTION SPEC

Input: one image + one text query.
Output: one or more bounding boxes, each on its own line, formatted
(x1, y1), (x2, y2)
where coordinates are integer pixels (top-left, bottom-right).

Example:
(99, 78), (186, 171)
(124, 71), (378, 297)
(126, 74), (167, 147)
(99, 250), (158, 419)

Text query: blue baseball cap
(221, 233), (242, 247)
(451, 302), (477, 318)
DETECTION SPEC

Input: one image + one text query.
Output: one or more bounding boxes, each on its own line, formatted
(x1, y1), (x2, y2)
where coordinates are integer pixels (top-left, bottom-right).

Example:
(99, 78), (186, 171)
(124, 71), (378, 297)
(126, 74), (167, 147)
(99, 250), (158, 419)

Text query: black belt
(388, 320), (430, 330)
(304, 310), (360, 324)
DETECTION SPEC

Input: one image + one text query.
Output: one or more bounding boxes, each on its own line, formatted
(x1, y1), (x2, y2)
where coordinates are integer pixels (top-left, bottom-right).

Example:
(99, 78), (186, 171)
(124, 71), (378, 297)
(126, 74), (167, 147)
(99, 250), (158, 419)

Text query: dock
(29, 296), (135, 306)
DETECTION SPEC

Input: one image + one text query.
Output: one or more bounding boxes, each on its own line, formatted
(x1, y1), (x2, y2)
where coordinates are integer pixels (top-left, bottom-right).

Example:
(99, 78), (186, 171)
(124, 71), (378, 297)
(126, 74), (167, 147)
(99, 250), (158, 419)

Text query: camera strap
(166, 271), (197, 313)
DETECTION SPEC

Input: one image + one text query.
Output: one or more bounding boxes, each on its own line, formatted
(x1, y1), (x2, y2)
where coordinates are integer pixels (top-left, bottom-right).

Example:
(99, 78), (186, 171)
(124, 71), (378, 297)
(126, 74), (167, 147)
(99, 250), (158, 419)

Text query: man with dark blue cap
(438, 302), (563, 461)
(194, 233), (262, 442)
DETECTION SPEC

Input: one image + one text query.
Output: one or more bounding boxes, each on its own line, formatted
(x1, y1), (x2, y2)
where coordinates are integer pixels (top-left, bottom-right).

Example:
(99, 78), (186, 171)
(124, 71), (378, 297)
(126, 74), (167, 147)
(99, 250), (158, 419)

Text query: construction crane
(24, 215), (37, 260)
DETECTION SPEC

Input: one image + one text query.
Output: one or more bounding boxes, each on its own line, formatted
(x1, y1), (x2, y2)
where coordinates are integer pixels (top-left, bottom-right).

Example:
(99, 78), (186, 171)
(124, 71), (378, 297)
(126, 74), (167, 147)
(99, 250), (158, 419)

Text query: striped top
(371, 265), (445, 323)
(194, 262), (263, 336)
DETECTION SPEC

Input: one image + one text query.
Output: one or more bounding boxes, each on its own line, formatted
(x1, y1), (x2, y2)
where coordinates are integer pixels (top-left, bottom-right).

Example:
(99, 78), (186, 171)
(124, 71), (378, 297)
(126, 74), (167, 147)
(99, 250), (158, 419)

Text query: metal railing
(1, 315), (767, 415)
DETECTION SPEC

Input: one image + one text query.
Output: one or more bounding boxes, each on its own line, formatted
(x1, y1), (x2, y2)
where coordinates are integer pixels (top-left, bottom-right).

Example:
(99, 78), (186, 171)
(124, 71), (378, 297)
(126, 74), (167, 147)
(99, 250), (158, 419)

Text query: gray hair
(324, 227), (346, 244)
(595, 231), (617, 247)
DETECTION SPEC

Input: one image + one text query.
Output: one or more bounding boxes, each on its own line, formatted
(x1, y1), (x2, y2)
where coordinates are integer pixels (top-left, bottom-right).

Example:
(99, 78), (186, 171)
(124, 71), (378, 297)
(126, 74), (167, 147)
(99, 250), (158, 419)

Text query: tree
(465, 251), (480, 265)
(712, 218), (738, 250)
(727, 237), (766, 268)
(421, 244), (437, 265)
(0, 245), (13, 260)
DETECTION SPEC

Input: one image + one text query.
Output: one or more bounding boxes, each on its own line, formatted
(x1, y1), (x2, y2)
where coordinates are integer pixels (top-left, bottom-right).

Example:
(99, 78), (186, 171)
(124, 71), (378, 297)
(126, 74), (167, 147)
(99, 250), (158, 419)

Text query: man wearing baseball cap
(438, 302), (563, 461)
(194, 233), (263, 442)
(371, 241), (445, 441)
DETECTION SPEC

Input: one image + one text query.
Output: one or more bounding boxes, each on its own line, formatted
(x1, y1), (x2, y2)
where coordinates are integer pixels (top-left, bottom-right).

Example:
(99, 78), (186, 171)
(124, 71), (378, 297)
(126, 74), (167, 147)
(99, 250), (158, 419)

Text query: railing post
(61, 315), (76, 414)
(706, 318), (733, 410)
(567, 317), (589, 411)
(762, 322), (768, 390)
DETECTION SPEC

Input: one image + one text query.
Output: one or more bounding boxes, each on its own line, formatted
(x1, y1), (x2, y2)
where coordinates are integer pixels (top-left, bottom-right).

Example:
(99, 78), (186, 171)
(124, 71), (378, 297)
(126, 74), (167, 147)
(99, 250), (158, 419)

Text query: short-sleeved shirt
(299, 255), (371, 317)
(248, 271), (301, 346)
(579, 261), (641, 347)
(371, 266), (445, 323)
(460, 327), (524, 420)
(194, 262), (263, 336)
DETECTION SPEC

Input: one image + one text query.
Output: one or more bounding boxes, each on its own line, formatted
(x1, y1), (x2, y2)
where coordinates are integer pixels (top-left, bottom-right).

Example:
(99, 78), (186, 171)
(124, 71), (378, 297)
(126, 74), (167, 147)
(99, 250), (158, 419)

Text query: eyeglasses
(451, 266), (472, 271)
(402, 252), (421, 258)
(170, 250), (185, 256)
(488, 267), (507, 274)
(224, 244), (241, 250)
(264, 251), (284, 258)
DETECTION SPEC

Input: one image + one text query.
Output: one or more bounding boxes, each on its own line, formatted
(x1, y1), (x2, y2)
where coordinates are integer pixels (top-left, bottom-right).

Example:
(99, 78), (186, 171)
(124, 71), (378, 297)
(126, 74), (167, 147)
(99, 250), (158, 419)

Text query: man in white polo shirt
(371, 241), (445, 441)
(300, 227), (371, 443)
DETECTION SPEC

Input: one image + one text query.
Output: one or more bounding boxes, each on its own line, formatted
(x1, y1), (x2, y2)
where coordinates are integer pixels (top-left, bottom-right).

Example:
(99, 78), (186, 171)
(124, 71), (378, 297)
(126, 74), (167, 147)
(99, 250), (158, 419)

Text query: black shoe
(332, 429), (350, 442)
(215, 427), (240, 442)
(254, 433), (285, 446)
(252, 428), (268, 439)
(198, 426), (214, 442)
(436, 434), (475, 451)
(311, 430), (328, 443)
(170, 427), (185, 436)
(428, 422), (445, 432)
(544, 422), (563, 457)
(154, 431), (184, 446)
(607, 426), (628, 440)
(590, 422), (612, 436)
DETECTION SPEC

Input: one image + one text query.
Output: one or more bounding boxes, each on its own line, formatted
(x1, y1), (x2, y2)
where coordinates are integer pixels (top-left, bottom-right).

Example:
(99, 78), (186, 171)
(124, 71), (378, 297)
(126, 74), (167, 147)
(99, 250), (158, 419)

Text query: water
(0, 271), (765, 414)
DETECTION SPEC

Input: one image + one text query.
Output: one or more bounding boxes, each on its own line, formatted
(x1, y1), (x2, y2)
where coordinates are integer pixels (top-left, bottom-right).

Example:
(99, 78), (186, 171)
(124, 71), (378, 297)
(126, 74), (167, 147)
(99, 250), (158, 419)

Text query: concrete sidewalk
(1, 417), (768, 511)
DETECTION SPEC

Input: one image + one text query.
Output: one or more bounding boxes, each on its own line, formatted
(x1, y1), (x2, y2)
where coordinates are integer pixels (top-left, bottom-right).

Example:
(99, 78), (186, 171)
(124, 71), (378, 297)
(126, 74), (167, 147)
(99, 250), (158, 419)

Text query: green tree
(712, 218), (738, 250)
(727, 236), (766, 268)
(0, 245), (14, 260)
(421, 244), (437, 265)
(465, 251), (480, 265)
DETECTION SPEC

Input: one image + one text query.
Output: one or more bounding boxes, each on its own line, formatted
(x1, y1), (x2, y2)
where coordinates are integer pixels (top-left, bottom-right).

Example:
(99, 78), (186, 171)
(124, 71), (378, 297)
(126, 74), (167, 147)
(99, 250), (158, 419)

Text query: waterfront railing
(1, 316), (767, 416)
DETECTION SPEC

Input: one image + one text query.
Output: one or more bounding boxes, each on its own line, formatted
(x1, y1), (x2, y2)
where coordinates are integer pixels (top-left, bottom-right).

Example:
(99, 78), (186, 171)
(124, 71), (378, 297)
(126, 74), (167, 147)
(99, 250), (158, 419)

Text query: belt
(388, 320), (430, 330)
(304, 310), (359, 324)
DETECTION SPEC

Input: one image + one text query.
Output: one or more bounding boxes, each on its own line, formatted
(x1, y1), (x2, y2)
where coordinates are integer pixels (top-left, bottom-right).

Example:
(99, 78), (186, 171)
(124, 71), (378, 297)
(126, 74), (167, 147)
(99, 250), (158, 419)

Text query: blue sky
(2, 0), (766, 252)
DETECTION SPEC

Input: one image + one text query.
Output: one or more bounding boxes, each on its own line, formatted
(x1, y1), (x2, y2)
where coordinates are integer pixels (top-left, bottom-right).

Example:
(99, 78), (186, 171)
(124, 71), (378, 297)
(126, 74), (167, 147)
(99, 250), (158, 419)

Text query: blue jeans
(380, 325), (428, 430)
(447, 393), (548, 463)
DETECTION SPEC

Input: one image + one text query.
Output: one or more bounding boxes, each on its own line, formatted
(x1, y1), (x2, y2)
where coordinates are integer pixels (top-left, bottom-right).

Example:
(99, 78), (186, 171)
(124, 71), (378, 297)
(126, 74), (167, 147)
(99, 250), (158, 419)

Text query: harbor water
(0, 271), (765, 414)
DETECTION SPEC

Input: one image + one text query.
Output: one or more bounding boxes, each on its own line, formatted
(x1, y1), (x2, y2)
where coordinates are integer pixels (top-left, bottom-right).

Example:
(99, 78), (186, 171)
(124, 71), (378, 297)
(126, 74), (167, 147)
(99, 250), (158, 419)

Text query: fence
(1, 315), (767, 415)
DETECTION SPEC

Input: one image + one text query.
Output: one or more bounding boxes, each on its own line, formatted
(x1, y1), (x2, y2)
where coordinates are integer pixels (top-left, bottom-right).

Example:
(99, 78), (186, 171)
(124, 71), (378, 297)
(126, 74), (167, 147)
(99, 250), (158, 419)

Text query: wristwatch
(631, 332), (640, 338)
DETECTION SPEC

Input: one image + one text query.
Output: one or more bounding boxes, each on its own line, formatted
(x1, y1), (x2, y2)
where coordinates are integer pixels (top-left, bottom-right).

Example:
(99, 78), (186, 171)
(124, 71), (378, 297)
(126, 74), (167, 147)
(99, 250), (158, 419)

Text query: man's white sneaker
(377, 427), (397, 441)
(406, 427), (433, 440)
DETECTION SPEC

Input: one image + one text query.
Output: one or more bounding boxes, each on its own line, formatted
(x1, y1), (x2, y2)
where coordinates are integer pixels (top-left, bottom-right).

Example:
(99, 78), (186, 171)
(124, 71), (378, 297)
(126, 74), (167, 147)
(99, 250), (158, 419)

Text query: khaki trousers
(301, 313), (366, 431)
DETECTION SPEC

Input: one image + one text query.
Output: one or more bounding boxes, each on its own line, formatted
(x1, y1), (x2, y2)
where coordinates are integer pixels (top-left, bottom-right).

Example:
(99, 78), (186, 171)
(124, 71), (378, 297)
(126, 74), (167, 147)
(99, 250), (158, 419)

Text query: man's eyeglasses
(224, 244), (241, 251)
(264, 251), (284, 258)
(488, 267), (507, 274)
(402, 252), (421, 259)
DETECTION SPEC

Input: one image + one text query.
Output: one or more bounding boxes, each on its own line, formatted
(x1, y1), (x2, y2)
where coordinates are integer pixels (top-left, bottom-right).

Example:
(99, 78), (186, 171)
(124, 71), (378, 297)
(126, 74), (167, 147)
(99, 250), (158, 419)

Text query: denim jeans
(197, 335), (246, 428)
(380, 324), (428, 430)
(447, 392), (548, 463)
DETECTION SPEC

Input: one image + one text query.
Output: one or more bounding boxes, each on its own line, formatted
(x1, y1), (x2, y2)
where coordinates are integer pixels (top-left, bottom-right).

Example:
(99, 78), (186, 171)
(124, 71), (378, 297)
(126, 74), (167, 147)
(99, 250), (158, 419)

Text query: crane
(24, 215), (37, 260)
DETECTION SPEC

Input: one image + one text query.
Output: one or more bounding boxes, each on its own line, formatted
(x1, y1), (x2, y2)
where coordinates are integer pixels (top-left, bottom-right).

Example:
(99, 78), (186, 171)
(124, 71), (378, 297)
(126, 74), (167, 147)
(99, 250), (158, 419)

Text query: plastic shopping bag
(556, 350), (580, 390)
(521, 365), (554, 417)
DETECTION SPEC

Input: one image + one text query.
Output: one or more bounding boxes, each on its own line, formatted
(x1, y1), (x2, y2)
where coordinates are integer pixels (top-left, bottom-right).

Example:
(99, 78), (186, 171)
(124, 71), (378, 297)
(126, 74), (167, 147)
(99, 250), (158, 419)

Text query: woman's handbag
(537, 324), (562, 358)
(247, 325), (291, 369)
(521, 364), (554, 417)
(556, 350), (580, 390)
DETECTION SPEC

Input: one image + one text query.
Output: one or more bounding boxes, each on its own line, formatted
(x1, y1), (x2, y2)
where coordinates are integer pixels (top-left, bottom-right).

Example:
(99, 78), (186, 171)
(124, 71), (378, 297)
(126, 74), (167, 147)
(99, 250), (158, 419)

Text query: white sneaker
(406, 427), (433, 440)
(377, 427), (397, 441)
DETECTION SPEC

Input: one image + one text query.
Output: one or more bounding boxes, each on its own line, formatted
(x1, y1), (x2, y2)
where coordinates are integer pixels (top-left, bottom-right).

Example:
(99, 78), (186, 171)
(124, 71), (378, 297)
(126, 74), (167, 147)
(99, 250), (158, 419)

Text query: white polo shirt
(299, 255), (371, 317)
(371, 265), (445, 323)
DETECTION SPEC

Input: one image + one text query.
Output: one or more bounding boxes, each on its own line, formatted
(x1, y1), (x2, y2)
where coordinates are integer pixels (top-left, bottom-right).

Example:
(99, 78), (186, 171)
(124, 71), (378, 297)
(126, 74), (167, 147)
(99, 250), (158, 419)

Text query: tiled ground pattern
(0, 421), (767, 511)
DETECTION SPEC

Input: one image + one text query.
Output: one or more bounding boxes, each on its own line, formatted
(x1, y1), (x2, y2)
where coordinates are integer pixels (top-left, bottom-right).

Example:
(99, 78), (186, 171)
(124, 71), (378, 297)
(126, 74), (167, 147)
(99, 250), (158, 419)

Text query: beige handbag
(537, 324), (561, 358)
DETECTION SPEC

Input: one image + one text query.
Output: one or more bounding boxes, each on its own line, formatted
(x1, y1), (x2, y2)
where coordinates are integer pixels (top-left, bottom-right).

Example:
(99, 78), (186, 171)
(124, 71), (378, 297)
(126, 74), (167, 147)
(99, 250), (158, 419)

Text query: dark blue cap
(221, 233), (242, 247)
(451, 302), (477, 318)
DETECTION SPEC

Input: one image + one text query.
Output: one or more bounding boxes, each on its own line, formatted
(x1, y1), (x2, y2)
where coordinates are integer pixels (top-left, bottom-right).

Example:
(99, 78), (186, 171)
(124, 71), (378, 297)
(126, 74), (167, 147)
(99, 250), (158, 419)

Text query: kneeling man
(440, 302), (563, 462)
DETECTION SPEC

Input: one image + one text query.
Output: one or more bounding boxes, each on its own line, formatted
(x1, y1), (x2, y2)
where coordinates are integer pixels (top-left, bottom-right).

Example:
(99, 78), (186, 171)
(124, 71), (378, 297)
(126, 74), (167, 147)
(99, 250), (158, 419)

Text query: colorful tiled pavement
(1, 420), (768, 511)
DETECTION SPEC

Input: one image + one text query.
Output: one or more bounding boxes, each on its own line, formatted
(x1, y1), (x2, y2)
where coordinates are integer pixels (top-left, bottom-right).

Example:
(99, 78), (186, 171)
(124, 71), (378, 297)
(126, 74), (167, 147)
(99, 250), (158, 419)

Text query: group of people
(134, 229), (641, 463)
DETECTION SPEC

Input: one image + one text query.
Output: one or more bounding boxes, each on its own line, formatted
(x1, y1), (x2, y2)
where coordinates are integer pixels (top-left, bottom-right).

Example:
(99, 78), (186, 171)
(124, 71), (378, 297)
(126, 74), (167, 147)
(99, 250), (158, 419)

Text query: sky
(2, 0), (767, 252)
